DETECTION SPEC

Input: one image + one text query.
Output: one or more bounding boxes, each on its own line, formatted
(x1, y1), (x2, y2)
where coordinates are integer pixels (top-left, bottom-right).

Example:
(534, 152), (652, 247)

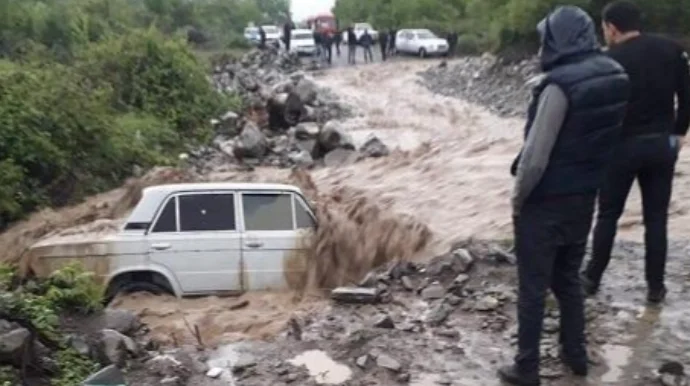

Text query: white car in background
(290, 29), (317, 56)
(395, 29), (449, 58)
(261, 25), (282, 43)
(343, 22), (378, 44)
(244, 26), (260, 45)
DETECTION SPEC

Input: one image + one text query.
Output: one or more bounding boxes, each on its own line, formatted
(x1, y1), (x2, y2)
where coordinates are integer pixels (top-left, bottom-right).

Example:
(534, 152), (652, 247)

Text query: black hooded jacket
(514, 6), (630, 199)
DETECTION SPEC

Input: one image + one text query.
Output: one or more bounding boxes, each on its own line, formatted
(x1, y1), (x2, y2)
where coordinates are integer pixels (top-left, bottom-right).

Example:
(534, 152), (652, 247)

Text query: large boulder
(233, 122), (268, 159)
(93, 329), (138, 367)
(0, 323), (31, 366)
(360, 134), (390, 158)
(317, 121), (355, 156)
(293, 78), (318, 106)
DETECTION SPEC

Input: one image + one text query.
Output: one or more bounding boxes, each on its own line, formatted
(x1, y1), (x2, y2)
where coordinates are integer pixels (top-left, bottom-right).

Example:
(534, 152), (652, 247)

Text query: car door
(146, 191), (242, 294)
(239, 191), (316, 291)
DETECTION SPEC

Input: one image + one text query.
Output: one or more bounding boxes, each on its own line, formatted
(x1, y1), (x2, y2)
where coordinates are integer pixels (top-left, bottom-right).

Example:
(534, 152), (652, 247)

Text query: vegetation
(0, 263), (107, 385)
(0, 0), (288, 229)
(333, 0), (690, 53)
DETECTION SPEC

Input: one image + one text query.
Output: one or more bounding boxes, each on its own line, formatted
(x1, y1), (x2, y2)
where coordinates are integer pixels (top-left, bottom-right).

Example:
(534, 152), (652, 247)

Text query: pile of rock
(187, 46), (386, 172)
(419, 53), (540, 117)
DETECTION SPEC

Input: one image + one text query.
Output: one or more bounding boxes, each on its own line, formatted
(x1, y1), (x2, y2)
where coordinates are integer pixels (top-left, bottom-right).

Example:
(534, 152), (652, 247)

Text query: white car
(343, 22), (378, 44)
(395, 29), (449, 57)
(26, 182), (317, 301)
(290, 29), (317, 56)
(261, 25), (282, 42)
(244, 26), (259, 45)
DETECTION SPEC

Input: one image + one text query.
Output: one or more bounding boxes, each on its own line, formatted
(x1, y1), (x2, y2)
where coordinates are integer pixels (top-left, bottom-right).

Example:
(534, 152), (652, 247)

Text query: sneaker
(559, 348), (588, 376)
(497, 364), (540, 386)
(580, 274), (599, 297)
(647, 286), (667, 304)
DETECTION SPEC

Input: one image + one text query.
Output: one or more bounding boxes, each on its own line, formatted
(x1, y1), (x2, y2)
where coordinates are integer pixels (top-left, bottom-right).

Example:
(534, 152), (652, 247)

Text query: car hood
(292, 39), (315, 46)
(421, 38), (448, 46)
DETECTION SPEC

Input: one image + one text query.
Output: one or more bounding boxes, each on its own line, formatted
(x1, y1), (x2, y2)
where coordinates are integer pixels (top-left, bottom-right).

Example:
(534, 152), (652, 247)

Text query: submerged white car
(26, 183), (317, 301)
(290, 29), (317, 56)
(395, 29), (449, 57)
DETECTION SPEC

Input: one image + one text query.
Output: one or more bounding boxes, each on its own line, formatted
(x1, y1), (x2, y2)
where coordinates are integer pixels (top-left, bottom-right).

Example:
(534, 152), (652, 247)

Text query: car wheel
(104, 281), (166, 305)
(419, 48), (427, 58)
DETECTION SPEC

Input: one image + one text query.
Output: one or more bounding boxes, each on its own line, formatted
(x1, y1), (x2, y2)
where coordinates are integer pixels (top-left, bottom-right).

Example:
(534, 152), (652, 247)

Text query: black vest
(511, 53), (629, 200)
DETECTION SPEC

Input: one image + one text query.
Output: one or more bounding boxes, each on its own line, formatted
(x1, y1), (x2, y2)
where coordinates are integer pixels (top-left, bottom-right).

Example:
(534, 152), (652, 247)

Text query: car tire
(419, 48), (427, 58)
(104, 281), (167, 305)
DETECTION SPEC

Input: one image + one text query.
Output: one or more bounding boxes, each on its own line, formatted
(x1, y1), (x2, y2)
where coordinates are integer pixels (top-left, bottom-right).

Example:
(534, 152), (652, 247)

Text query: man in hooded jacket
(499, 6), (630, 385)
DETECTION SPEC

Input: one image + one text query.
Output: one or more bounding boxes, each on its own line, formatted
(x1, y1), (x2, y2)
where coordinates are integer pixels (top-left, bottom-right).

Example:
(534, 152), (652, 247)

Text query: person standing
(323, 31), (334, 65)
(313, 29), (323, 61)
(282, 20), (293, 51)
(334, 28), (342, 57)
(499, 6), (629, 385)
(258, 26), (267, 49)
(388, 29), (397, 56)
(582, 0), (690, 304)
(379, 30), (389, 61)
(347, 26), (357, 64)
(361, 29), (374, 63)
(447, 31), (458, 56)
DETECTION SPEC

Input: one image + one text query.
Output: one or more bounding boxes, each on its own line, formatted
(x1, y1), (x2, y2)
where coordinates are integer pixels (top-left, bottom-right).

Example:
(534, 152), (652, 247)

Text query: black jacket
(513, 6), (630, 199)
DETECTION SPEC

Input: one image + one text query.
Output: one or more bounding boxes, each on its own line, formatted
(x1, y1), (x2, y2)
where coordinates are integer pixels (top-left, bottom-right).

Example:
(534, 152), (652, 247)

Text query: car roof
(143, 182), (301, 195)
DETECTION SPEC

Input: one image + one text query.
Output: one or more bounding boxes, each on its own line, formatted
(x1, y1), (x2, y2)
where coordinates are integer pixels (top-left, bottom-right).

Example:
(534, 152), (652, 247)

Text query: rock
(67, 334), (91, 356)
(0, 327), (30, 365)
(215, 111), (240, 136)
(426, 303), (453, 327)
(103, 309), (141, 335)
(294, 78), (318, 105)
(82, 365), (126, 384)
(421, 281), (445, 300)
(318, 121), (355, 154)
(232, 356), (257, 373)
(95, 329), (137, 367)
(659, 361), (688, 386)
(475, 296), (500, 312)
(287, 150), (313, 166)
(233, 122), (268, 159)
(373, 315), (395, 329)
(147, 354), (183, 377)
(356, 355), (369, 368)
(426, 248), (475, 280)
(401, 276), (415, 291)
(294, 123), (320, 140)
(359, 134), (390, 158)
(543, 317), (559, 334)
(160, 376), (181, 385)
(323, 148), (360, 167)
(295, 139), (317, 155)
(376, 353), (401, 372)
(331, 287), (380, 304)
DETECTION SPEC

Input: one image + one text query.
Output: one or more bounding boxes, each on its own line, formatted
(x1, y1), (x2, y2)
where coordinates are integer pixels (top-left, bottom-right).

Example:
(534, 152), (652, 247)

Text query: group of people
(310, 27), (400, 66)
(503, 1), (689, 385)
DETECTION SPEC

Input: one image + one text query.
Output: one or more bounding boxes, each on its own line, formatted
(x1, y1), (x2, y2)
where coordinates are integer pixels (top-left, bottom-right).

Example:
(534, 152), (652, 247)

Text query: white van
(290, 29), (317, 56)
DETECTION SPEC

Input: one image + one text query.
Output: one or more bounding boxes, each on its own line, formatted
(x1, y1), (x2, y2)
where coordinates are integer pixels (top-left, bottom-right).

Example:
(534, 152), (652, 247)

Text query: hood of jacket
(537, 5), (601, 71)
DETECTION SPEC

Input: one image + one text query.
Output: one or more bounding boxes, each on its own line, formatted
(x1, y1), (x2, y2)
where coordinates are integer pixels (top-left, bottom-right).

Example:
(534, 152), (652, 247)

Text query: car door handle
(151, 243), (171, 251)
(245, 241), (263, 249)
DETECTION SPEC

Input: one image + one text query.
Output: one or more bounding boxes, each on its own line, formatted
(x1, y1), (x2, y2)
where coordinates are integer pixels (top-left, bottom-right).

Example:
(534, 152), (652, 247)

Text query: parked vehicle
(261, 25), (282, 42)
(290, 29), (317, 56)
(244, 26), (260, 45)
(306, 12), (337, 35)
(395, 29), (449, 57)
(25, 183), (317, 302)
(342, 22), (378, 44)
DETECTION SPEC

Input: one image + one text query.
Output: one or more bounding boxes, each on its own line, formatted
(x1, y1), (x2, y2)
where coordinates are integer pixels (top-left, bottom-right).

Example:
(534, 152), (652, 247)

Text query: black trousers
(585, 134), (678, 291)
(347, 45), (356, 64)
(380, 43), (387, 60)
(363, 46), (373, 62)
(514, 194), (595, 373)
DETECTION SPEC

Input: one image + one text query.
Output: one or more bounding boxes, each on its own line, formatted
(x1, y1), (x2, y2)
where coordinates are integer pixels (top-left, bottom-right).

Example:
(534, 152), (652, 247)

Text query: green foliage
(46, 262), (105, 313)
(53, 348), (100, 386)
(333, 0), (690, 51)
(0, 366), (19, 386)
(0, 263), (16, 290)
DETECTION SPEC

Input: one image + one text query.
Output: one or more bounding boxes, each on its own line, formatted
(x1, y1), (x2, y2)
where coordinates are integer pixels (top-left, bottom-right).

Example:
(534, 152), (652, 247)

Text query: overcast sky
(290, 0), (335, 21)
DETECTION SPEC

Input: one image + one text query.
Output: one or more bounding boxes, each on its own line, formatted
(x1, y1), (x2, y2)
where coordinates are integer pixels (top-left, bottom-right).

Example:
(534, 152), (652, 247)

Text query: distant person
(334, 29), (342, 57)
(447, 31), (458, 56)
(498, 6), (629, 385)
(323, 32), (334, 64)
(582, 0), (690, 304)
(258, 26), (267, 49)
(313, 29), (323, 61)
(361, 29), (374, 63)
(379, 30), (389, 61)
(347, 27), (357, 64)
(388, 29), (397, 56)
(283, 21), (293, 51)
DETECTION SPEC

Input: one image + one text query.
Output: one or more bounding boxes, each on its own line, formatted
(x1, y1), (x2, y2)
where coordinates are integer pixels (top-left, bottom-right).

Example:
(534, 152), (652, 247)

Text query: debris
(206, 367), (223, 378)
(372, 315), (395, 329)
(421, 281), (445, 300)
(331, 287), (381, 304)
(376, 353), (402, 372)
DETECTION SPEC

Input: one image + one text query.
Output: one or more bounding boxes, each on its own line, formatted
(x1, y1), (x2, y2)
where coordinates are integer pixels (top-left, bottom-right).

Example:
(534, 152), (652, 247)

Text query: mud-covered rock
(94, 329), (138, 367)
(103, 309), (141, 335)
(318, 121), (355, 154)
(0, 326), (30, 365)
(233, 122), (268, 159)
(360, 134), (390, 158)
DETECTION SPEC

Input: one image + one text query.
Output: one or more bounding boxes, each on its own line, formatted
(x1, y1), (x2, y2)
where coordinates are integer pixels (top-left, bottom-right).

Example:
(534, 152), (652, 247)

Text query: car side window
(179, 193), (235, 232)
(243, 193), (293, 231)
(294, 196), (316, 229)
(151, 197), (177, 233)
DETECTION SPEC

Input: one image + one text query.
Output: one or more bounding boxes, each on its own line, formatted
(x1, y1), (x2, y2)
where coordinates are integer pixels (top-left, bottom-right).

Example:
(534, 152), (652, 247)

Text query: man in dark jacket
(582, 0), (690, 304)
(322, 32), (334, 64)
(361, 29), (374, 63)
(334, 29), (342, 57)
(347, 27), (357, 64)
(258, 26), (266, 49)
(282, 21), (293, 51)
(379, 30), (389, 61)
(388, 29), (397, 56)
(498, 6), (629, 385)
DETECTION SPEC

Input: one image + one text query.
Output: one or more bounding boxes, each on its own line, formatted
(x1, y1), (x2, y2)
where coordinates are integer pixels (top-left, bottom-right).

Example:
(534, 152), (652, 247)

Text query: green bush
(46, 262), (105, 313)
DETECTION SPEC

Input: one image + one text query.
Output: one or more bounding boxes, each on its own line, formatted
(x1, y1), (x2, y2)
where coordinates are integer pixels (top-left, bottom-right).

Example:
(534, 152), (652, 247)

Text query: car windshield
(262, 26), (278, 34)
(416, 31), (436, 39)
(292, 33), (313, 40)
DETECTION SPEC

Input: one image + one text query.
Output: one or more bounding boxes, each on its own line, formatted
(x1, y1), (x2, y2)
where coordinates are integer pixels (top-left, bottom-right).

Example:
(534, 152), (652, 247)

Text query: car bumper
(293, 46), (316, 55)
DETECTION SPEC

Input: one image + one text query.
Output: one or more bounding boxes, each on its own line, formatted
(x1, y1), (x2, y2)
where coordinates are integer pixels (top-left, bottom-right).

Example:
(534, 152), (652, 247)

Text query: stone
(359, 134), (389, 158)
(543, 317), (559, 334)
(421, 281), (445, 300)
(356, 355), (369, 368)
(96, 329), (137, 367)
(215, 110), (240, 136)
(287, 150), (313, 166)
(426, 303), (453, 327)
(294, 123), (319, 140)
(376, 353), (401, 372)
(294, 78), (318, 105)
(67, 334), (91, 356)
(426, 248), (475, 280)
(103, 309), (141, 335)
(147, 354), (183, 377)
(160, 376), (181, 385)
(331, 287), (380, 304)
(0, 327), (30, 365)
(233, 122), (268, 159)
(323, 148), (360, 167)
(318, 121), (355, 153)
(82, 365), (126, 385)
(475, 296), (500, 312)
(373, 315), (395, 329)
(232, 356), (257, 373)
(401, 276), (415, 291)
